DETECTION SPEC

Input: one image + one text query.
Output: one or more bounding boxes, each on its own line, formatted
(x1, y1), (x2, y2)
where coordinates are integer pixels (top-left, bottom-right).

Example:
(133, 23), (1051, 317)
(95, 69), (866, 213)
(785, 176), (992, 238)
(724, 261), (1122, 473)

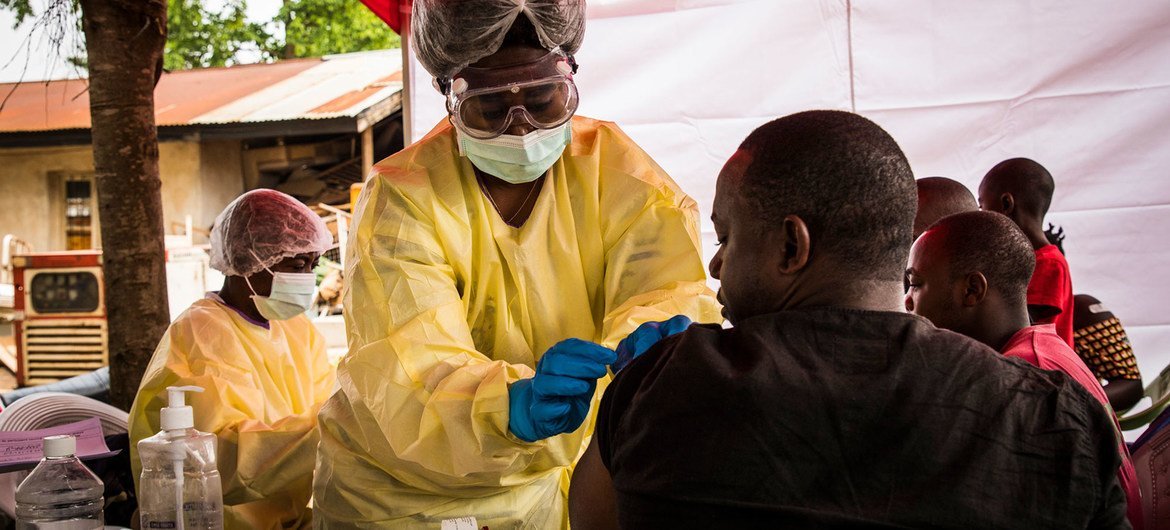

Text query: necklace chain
(478, 174), (541, 226)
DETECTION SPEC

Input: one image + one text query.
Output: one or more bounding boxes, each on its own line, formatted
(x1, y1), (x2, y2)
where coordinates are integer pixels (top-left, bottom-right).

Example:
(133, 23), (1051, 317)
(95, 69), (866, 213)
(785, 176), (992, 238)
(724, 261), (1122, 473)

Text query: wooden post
(361, 126), (374, 180)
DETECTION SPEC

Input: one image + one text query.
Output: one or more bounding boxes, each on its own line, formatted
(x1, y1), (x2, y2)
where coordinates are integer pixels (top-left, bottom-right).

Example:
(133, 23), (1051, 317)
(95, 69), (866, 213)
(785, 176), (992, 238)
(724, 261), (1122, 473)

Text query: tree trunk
(79, 0), (169, 412)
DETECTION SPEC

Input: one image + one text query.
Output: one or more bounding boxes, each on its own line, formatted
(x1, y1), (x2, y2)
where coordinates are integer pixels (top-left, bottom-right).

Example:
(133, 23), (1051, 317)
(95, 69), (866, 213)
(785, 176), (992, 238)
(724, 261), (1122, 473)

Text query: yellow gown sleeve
(595, 125), (723, 347)
(598, 195), (722, 347)
(338, 173), (542, 490)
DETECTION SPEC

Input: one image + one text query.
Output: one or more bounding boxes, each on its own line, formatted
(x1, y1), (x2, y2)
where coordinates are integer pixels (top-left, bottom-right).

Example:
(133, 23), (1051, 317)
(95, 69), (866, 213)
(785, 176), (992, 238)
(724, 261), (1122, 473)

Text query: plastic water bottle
(14, 434), (104, 529)
(137, 386), (223, 530)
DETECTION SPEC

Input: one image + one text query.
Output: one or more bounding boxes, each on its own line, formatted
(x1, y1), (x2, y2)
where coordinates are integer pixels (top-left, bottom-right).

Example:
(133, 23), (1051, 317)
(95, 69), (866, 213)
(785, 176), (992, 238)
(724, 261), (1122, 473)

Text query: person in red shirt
(978, 158), (1075, 345)
(906, 210), (1141, 529)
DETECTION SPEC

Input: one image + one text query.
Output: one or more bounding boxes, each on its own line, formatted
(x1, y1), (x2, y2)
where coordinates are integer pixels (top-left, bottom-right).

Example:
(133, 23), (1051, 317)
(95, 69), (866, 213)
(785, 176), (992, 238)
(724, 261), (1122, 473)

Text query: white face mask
(245, 269), (316, 321)
(457, 123), (572, 184)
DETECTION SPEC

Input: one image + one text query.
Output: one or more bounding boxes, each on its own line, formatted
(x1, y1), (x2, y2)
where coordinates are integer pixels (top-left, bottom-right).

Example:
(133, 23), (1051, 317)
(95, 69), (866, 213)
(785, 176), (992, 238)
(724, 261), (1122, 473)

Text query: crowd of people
(122, 1), (1149, 529)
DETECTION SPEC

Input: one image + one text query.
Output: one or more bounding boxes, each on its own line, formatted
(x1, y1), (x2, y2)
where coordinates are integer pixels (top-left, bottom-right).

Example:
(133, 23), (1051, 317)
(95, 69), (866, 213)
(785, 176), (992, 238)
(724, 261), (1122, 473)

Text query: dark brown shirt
(597, 308), (1128, 529)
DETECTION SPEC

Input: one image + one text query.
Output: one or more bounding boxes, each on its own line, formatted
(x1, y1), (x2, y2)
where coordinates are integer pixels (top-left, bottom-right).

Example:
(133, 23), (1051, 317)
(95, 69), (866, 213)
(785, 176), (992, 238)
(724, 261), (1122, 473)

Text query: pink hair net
(209, 189), (333, 277)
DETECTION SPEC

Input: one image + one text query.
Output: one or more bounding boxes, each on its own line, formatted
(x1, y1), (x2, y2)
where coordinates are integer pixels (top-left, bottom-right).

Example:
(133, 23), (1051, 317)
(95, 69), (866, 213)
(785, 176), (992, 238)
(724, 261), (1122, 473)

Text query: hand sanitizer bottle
(137, 386), (224, 530)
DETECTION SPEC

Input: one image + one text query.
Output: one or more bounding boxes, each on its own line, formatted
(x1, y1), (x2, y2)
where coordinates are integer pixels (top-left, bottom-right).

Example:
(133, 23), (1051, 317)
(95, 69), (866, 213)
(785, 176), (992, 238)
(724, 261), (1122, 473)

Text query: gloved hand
(612, 315), (692, 372)
(509, 339), (617, 442)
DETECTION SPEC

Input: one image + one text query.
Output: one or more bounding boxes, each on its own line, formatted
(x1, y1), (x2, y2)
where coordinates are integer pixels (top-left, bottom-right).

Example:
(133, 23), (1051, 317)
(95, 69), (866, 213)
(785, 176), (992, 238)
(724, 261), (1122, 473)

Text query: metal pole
(398, 1), (414, 149)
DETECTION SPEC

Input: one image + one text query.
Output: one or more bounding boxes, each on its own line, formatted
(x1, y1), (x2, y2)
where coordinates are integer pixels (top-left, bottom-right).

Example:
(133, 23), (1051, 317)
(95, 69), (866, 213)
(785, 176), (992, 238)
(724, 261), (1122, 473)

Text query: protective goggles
(442, 50), (580, 140)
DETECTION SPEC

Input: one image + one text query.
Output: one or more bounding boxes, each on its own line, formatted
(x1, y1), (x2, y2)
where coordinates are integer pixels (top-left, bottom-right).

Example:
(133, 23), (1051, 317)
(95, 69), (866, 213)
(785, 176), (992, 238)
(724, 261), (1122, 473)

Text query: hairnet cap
(412, 0), (586, 80)
(209, 189), (333, 277)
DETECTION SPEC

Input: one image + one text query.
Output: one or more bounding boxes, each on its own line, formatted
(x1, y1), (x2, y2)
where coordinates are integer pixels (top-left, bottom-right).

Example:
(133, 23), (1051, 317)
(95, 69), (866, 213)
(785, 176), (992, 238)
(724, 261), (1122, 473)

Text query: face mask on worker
(244, 263), (316, 321)
(457, 124), (572, 184)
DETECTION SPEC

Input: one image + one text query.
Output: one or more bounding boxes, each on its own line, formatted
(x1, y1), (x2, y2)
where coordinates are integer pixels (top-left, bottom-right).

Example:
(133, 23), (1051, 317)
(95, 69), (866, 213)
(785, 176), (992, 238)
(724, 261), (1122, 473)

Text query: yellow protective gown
(313, 116), (722, 528)
(129, 295), (337, 530)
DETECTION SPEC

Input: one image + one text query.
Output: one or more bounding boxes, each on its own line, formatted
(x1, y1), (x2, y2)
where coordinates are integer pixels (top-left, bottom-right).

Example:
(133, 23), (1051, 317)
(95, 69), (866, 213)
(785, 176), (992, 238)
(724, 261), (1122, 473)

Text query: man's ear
(999, 193), (1016, 216)
(778, 215), (811, 274)
(960, 272), (989, 307)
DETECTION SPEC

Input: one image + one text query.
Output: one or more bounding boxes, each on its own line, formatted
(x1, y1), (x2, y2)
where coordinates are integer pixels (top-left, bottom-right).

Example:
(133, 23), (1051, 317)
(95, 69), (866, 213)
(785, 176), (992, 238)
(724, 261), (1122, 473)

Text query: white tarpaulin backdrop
(405, 1), (1170, 383)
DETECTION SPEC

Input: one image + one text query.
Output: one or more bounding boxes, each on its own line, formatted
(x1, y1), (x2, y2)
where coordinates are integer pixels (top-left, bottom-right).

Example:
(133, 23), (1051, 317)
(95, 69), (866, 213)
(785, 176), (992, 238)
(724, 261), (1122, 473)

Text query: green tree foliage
(0, 0), (35, 24)
(165, 0), (400, 70)
(165, 0), (268, 70)
(275, 0), (400, 59)
(4, 0), (400, 73)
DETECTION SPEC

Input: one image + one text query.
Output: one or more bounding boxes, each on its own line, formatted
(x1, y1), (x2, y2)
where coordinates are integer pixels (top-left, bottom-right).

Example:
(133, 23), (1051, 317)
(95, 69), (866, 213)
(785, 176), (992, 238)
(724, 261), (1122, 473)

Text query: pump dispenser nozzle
(160, 385), (203, 431)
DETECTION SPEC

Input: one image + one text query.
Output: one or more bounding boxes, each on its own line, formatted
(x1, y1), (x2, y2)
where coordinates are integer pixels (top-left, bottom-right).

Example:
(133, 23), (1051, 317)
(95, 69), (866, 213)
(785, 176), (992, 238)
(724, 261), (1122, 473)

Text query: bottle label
(184, 500), (220, 512)
(140, 499), (223, 529)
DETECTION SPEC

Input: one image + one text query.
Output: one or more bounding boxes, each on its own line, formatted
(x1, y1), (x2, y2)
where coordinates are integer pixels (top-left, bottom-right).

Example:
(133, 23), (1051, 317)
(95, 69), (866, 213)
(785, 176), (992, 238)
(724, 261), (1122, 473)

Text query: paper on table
(0, 417), (119, 473)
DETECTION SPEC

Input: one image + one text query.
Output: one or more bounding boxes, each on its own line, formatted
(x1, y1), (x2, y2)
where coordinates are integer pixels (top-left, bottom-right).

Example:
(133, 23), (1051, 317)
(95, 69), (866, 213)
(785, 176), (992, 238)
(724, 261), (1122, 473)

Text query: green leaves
(2, 0), (401, 74)
(277, 0), (400, 59)
(164, 0), (400, 70)
(164, 0), (264, 70)
(0, 0), (36, 27)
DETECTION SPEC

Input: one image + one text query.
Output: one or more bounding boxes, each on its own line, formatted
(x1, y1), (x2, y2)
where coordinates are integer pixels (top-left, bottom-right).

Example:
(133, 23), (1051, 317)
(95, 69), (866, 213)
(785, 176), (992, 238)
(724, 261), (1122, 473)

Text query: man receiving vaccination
(570, 111), (1129, 529)
(129, 190), (337, 529)
(906, 210), (1141, 528)
(312, 0), (721, 527)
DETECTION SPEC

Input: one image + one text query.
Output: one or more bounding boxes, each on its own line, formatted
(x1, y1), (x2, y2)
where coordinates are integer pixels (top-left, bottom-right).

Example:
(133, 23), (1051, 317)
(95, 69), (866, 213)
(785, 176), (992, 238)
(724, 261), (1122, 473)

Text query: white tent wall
(850, 1), (1170, 383)
(404, 0), (1170, 381)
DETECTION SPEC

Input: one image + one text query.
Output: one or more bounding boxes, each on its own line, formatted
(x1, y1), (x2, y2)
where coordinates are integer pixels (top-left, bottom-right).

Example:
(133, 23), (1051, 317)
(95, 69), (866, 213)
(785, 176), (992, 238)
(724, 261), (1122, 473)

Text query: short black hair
(915, 176), (977, 239)
(737, 110), (915, 281)
(983, 158), (1055, 218)
(927, 211), (1036, 307)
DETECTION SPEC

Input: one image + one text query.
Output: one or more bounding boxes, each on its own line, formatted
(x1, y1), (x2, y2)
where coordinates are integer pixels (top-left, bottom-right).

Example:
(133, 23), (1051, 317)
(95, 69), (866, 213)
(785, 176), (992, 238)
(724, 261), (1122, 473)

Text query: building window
(65, 177), (94, 250)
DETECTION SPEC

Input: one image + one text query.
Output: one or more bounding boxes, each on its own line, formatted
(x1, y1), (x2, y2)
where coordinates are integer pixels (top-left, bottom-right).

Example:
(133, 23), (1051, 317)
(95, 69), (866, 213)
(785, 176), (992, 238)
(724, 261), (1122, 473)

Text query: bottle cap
(42, 435), (75, 458)
(160, 385), (204, 431)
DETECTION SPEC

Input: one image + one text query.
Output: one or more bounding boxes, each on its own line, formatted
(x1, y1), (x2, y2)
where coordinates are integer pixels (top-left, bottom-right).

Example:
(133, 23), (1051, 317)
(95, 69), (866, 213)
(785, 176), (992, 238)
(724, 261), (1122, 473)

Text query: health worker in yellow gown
(312, 1), (722, 528)
(130, 189), (337, 529)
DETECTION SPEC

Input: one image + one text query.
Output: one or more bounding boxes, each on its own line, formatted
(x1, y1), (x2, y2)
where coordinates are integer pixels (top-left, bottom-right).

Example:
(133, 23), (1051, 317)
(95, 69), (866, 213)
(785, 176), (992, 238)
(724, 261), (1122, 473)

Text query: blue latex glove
(612, 315), (693, 372)
(509, 339), (617, 442)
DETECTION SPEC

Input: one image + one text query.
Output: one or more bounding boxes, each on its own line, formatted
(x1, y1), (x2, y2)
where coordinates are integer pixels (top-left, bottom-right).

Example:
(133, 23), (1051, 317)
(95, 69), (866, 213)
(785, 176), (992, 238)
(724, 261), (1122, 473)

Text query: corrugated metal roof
(0, 50), (403, 134)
